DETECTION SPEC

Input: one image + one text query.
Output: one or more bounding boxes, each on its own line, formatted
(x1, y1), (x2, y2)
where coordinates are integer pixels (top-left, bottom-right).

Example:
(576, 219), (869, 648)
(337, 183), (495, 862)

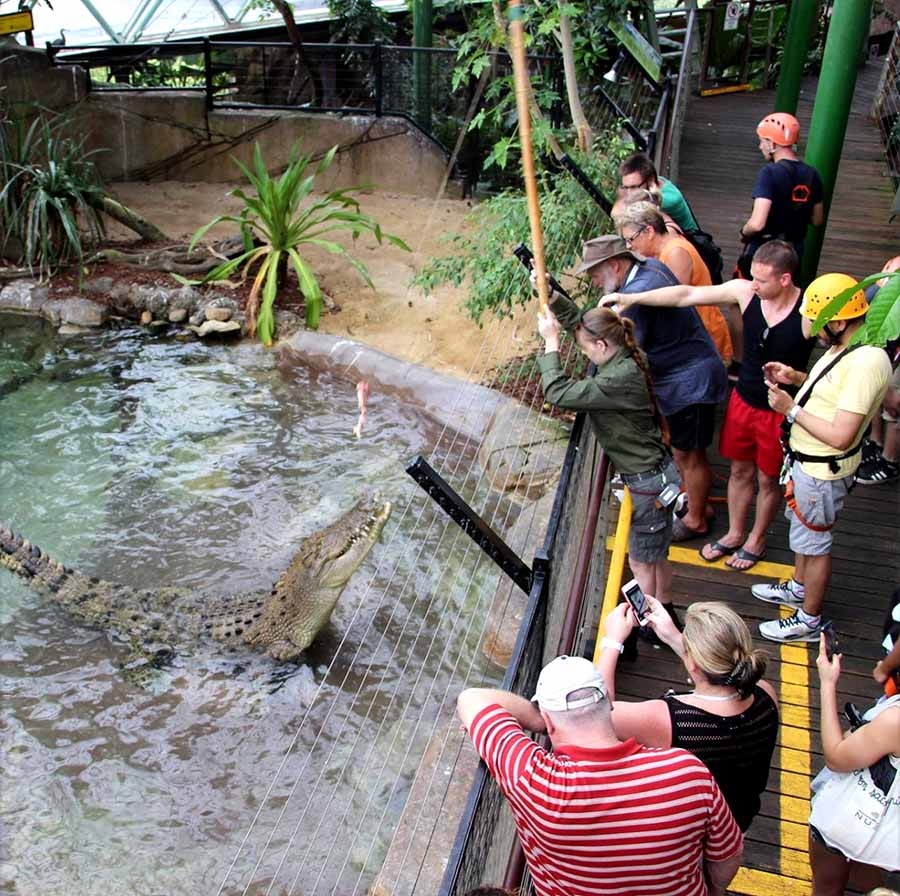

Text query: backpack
(684, 228), (725, 285)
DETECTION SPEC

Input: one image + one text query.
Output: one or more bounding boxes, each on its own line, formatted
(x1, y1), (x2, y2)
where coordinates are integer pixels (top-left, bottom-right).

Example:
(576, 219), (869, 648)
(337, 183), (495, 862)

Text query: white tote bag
(809, 696), (900, 871)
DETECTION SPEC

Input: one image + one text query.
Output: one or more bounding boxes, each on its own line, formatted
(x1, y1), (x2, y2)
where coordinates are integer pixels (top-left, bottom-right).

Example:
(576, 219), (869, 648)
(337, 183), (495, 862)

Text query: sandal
(699, 540), (738, 562)
(725, 546), (767, 571)
(671, 517), (710, 542)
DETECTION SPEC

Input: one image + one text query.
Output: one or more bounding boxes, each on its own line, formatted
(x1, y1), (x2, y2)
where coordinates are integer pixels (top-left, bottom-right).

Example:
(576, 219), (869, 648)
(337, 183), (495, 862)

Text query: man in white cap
(457, 655), (743, 896)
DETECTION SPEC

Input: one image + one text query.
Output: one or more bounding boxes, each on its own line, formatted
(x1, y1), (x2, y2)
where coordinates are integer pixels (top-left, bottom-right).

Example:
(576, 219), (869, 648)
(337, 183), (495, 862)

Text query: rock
(82, 277), (115, 296)
(57, 324), (91, 335)
(274, 310), (303, 340)
(140, 310), (153, 325)
(205, 305), (232, 322)
(43, 297), (108, 328)
(189, 319), (242, 338)
(0, 279), (49, 314)
(189, 309), (205, 326)
(168, 308), (188, 323)
(478, 403), (570, 498)
(170, 285), (200, 311)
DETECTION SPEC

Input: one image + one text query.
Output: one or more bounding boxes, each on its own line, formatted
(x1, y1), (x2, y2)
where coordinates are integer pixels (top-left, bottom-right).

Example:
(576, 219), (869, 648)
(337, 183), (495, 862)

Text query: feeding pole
(507, 0), (549, 313)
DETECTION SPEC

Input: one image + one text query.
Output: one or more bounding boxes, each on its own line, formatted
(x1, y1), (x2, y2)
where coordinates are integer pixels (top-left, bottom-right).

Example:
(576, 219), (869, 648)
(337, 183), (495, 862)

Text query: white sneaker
(759, 612), (823, 643)
(751, 579), (805, 607)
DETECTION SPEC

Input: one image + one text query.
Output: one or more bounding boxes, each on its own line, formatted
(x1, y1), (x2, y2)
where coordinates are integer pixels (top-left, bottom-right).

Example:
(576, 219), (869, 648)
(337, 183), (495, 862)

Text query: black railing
(48, 39), (562, 192)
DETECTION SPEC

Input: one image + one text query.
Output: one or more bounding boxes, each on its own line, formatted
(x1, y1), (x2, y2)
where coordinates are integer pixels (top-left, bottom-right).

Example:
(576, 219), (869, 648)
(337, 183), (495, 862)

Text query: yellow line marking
(594, 489), (632, 664)
(731, 867), (811, 895)
(603, 537), (795, 578)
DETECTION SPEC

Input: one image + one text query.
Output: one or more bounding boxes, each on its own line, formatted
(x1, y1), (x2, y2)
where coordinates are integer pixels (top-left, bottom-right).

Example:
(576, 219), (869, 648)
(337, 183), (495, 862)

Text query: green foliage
(812, 271), (900, 347)
(412, 139), (629, 324)
(180, 143), (409, 346)
(0, 108), (106, 279)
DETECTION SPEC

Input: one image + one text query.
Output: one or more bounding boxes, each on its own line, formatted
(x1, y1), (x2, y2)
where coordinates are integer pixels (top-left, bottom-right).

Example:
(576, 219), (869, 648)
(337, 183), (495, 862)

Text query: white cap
(531, 655), (607, 712)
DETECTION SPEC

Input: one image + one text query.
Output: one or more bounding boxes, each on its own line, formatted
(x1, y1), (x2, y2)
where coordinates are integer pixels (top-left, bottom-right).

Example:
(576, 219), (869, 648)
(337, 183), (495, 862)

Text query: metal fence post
(373, 40), (383, 117)
(203, 38), (213, 110)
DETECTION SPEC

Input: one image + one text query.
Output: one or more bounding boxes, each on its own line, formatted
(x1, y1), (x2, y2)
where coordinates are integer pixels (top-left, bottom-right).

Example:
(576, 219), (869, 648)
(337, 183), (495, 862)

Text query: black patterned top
(664, 685), (779, 831)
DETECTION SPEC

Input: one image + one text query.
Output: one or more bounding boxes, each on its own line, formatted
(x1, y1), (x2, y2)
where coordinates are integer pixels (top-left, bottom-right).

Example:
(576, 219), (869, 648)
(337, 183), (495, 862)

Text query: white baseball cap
(531, 655), (607, 712)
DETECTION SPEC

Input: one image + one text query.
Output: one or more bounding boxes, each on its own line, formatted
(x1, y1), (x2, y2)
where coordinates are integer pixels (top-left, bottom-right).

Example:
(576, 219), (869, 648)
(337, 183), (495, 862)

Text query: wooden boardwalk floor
(610, 59), (900, 896)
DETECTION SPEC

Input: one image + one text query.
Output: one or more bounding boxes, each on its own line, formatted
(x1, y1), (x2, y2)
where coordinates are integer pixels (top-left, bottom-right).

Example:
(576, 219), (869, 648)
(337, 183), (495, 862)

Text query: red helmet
(757, 112), (800, 147)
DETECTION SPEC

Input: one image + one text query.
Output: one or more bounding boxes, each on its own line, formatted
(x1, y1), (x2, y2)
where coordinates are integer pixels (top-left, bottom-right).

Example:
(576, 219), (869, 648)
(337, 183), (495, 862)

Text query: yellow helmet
(800, 273), (868, 321)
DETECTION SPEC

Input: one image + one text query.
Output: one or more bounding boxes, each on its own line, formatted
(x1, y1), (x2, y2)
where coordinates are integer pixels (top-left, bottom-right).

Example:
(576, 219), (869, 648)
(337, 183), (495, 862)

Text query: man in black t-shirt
(738, 113), (824, 280)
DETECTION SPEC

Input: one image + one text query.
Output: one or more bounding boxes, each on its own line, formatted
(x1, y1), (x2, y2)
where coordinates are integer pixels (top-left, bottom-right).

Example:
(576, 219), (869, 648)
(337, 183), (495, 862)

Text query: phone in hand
(621, 578), (649, 626)
(823, 622), (839, 661)
(843, 701), (864, 730)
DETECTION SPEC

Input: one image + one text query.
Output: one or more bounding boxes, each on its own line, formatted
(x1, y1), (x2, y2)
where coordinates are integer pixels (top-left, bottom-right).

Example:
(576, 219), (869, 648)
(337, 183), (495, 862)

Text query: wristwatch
(600, 637), (625, 654)
(785, 405), (800, 424)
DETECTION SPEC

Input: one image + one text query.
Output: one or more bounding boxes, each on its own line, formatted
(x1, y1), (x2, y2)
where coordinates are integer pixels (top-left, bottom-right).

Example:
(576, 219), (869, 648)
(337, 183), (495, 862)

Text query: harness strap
(784, 476), (834, 532)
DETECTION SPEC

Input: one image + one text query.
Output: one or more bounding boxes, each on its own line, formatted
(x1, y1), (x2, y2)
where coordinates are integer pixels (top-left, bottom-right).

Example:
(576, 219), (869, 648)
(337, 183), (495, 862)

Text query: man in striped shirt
(457, 656), (743, 896)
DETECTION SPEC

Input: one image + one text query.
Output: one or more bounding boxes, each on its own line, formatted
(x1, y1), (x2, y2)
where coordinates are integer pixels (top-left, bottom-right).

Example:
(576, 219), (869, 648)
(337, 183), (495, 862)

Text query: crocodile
(1, 495), (391, 666)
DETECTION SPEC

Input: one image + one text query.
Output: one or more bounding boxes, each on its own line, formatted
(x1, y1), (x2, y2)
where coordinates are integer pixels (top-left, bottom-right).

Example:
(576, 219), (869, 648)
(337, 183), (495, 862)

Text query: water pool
(0, 313), (509, 896)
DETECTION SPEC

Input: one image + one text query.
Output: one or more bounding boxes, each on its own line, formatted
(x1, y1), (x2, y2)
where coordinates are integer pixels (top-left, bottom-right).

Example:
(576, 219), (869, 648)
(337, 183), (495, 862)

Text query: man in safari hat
(457, 654), (743, 896)
(557, 234), (727, 547)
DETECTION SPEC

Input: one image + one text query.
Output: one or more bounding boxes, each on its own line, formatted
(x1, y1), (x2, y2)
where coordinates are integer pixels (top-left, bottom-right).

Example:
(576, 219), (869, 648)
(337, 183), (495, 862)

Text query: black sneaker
(861, 438), (883, 465)
(856, 456), (899, 485)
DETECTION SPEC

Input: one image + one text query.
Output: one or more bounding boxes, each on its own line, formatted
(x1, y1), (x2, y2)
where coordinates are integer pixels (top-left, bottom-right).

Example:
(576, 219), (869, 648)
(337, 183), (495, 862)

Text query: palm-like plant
(182, 143), (409, 345)
(0, 111), (106, 279)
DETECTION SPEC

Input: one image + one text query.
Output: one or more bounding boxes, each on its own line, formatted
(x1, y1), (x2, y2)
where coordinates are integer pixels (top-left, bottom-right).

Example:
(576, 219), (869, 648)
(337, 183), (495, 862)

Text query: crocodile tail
(1, 523), (75, 593)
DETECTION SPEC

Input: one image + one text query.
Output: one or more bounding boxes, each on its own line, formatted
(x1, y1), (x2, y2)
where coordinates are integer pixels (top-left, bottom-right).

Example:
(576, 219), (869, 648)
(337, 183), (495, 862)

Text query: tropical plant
(0, 109), (106, 279)
(412, 137), (629, 324)
(181, 142), (409, 345)
(812, 270), (900, 348)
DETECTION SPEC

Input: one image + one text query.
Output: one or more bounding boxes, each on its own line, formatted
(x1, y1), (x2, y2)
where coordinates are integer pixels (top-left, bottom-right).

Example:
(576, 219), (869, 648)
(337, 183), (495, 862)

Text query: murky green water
(0, 314), (509, 896)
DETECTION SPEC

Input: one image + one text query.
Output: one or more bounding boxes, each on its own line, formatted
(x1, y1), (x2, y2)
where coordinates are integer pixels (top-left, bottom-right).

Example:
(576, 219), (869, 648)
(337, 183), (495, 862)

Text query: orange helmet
(801, 273), (868, 321)
(757, 112), (800, 147)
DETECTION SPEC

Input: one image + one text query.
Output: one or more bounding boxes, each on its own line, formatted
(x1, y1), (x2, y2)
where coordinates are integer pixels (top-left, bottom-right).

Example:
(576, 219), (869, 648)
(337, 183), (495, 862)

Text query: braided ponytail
(618, 317), (671, 447)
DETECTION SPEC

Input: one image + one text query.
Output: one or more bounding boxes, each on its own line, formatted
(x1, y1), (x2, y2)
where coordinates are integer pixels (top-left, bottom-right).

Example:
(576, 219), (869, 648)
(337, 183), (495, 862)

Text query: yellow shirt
(792, 345), (891, 480)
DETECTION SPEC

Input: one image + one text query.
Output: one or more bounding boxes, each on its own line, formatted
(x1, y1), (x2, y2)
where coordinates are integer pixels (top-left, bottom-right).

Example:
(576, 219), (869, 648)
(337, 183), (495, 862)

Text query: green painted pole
(774, 0), (819, 114)
(800, 0), (871, 285)
(413, 0), (433, 132)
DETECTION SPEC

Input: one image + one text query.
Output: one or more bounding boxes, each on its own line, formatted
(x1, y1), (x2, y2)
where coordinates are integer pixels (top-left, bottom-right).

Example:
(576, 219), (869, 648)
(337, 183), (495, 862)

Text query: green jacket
(538, 293), (667, 473)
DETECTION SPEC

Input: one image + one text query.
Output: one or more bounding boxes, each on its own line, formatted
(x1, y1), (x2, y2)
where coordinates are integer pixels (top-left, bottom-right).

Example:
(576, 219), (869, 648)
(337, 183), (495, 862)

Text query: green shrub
(412, 139), (629, 324)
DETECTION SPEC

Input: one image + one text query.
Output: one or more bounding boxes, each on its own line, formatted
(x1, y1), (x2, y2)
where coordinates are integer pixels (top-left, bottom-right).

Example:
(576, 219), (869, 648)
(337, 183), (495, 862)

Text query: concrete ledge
(283, 330), (513, 443)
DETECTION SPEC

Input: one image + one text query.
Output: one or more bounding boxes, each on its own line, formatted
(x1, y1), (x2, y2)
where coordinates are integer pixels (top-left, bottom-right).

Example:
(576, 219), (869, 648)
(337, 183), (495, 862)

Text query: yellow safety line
(593, 488), (632, 665)
(605, 537), (796, 579)
(600, 521), (816, 890)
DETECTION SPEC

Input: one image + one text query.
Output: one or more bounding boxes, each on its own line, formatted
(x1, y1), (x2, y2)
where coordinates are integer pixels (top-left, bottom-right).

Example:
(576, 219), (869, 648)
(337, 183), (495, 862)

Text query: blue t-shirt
(752, 159), (823, 247)
(622, 259), (727, 415)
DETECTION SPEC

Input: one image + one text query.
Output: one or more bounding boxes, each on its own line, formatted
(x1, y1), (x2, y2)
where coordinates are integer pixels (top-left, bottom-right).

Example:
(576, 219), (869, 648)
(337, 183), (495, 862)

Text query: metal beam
(130, 0), (168, 42)
(405, 456), (533, 595)
(122, 0), (156, 42)
(76, 0), (123, 43)
(207, 0), (234, 26)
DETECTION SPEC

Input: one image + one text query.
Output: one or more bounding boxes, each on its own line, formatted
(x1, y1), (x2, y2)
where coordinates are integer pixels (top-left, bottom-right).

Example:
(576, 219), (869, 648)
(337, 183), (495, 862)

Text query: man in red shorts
(602, 240), (814, 570)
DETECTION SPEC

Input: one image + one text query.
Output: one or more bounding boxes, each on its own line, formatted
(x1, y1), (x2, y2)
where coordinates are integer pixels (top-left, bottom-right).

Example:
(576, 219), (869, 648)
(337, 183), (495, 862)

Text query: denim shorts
(786, 463), (855, 556)
(622, 457), (680, 563)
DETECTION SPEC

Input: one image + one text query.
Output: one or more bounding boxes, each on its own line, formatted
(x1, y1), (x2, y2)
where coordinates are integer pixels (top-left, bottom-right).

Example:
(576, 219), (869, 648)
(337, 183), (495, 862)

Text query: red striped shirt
(469, 704), (743, 896)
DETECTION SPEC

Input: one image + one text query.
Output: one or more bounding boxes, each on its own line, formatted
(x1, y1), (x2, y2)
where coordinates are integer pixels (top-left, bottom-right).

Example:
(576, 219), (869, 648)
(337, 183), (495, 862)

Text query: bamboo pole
(507, 0), (549, 312)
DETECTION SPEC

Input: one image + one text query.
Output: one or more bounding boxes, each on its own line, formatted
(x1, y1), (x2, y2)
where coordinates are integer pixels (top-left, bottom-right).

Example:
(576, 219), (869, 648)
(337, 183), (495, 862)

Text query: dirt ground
(104, 182), (537, 381)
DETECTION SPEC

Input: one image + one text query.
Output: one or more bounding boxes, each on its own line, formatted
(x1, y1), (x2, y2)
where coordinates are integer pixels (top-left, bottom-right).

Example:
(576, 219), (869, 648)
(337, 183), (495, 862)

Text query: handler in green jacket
(537, 289), (681, 626)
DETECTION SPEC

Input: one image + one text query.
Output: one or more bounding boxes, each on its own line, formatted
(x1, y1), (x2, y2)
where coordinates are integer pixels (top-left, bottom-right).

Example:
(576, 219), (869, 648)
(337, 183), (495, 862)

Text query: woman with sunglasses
(536, 291), (681, 631)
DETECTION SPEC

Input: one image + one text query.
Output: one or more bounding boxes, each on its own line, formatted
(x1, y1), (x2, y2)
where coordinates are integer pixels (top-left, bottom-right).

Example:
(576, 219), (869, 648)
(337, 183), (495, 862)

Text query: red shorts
(719, 389), (785, 478)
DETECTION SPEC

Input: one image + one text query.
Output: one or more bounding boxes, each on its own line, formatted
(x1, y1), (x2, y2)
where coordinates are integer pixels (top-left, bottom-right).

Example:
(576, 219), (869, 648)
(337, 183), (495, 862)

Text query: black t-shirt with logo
(752, 159), (824, 247)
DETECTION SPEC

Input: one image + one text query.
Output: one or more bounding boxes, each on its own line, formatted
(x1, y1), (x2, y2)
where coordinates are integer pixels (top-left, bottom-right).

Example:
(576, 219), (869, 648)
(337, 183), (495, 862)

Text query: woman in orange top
(615, 201), (733, 366)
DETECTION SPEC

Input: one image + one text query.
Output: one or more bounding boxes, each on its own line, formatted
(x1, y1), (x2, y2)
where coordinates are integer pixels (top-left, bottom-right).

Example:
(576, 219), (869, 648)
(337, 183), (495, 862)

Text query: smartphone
(621, 578), (649, 626)
(843, 701), (864, 730)
(823, 622), (839, 661)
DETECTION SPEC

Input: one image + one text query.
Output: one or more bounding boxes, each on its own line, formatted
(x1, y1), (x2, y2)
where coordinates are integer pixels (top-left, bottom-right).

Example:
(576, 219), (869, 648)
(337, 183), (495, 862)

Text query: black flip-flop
(699, 540), (737, 563)
(725, 547), (767, 571)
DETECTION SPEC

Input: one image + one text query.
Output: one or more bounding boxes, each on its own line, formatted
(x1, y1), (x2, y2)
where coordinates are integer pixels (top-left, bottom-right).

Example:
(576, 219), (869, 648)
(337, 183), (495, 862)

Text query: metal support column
(774, 0), (819, 114)
(412, 0), (433, 132)
(801, 0), (871, 285)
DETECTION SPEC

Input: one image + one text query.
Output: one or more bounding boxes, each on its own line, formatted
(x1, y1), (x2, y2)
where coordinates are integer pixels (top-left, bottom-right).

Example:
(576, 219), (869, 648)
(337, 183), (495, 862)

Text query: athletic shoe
(855, 456), (899, 485)
(861, 437), (882, 465)
(751, 579), (805, 607)
(759, 611), (824, 643)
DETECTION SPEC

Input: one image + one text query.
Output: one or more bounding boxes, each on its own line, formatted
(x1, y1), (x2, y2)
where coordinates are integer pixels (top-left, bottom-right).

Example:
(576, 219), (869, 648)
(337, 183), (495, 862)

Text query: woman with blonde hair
(599, 598), (779, 830)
